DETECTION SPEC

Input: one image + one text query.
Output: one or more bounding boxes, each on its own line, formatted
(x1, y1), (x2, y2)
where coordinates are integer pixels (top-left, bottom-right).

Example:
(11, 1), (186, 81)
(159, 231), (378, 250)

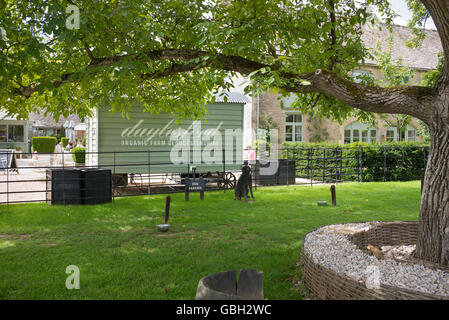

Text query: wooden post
(330, 185), (337, 206)
(164, 195), (171, 223)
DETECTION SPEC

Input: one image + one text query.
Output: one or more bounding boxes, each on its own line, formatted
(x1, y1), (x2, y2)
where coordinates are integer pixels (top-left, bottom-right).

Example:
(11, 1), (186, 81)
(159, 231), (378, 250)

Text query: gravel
(303, 222), (449, 297)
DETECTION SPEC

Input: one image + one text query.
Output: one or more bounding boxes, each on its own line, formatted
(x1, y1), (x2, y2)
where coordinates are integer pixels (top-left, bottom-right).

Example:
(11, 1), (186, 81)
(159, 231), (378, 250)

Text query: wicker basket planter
(300, 221), (449, 300)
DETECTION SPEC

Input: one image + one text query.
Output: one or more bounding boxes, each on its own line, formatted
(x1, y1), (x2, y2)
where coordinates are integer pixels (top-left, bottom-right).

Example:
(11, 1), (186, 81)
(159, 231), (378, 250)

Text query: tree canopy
(0, 0), (442, 123)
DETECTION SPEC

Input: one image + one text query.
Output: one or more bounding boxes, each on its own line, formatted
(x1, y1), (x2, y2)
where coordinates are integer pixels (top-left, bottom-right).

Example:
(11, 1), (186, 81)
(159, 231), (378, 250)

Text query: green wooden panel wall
(97, 103), (244, 174)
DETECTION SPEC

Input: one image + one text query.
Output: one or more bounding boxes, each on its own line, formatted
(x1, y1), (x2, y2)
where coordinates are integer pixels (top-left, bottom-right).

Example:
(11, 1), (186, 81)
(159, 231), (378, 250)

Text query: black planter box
(46, 169), (82, 205)
(80, 168), (112, 205)
(46, 168), (112, 205)
(277, 159), (296, 185)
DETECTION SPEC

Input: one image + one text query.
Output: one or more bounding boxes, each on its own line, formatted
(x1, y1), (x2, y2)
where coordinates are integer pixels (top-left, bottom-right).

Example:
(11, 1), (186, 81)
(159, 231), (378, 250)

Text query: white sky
(389, 0), (436, 29)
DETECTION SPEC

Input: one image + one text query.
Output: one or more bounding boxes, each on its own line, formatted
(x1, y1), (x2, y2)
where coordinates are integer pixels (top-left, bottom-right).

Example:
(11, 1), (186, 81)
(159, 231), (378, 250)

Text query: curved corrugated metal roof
(214, 92), (250, 104)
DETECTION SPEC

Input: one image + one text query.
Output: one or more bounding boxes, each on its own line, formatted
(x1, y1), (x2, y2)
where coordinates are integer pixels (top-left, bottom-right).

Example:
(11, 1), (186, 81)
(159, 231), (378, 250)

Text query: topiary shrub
(61, 137), (69, 148)
(81, 135), (86, 147)
(72, 147), (85, 163)
(32, 136), (57, 153)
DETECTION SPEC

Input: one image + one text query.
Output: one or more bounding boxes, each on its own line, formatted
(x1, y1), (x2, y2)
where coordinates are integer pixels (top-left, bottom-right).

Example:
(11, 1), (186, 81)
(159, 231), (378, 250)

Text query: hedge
(280, 142), (430, 182)
(32, 136), (57, 153)
(72, 147), (86, 163)
(61, 137), (69, 148)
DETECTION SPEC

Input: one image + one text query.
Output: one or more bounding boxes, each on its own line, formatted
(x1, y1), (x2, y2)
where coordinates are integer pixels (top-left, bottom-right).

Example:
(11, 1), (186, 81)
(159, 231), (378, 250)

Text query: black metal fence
(280, 145), (429, 183)
(0, 145), (429, 205)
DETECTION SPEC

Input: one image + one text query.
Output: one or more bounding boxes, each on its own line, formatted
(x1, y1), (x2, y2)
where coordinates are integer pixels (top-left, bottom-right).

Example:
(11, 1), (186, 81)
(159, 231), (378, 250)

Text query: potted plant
(72, 147), (85, 167)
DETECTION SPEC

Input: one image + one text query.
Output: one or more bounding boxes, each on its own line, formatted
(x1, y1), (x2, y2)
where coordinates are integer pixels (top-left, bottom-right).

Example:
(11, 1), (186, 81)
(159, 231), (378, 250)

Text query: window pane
(8, 125), (24, 142)
(0, 125), (6, 142)
(386, 130), (395, 142)
(294, 125), (302, 142)
(285, 125), (292, 141)
(294, 114), (302, 123)
(408, 130), (416, 141)
(370, 130), (377, 142)
(285, 114), (294, 122)
(353, 130), (359, 142)
(361, 130), (368, 142)
(344, 130), (351, 144)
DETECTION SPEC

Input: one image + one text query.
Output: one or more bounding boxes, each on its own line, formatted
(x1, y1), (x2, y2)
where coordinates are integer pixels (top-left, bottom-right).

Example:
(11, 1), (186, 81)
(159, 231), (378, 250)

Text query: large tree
(1, 0), (448, 264)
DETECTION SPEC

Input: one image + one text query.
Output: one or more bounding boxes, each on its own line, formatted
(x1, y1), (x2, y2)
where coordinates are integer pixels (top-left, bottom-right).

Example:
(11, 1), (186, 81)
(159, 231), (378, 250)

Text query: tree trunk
(415, 112), (449, 265)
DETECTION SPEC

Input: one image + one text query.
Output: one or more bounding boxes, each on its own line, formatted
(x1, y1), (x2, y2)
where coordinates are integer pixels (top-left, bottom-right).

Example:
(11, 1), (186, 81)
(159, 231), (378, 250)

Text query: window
(344, 122), (377, 144)
(370, 130), (377, 142)
(0, 124), (25, 143)
(285, 113), (303, 142)
(353, 129), (360, 142)
(386, 129), (396, 142)
(8, 125), (24, 142)
(0, 125), (6, 142)
(386, 125), (417, 142)
(361, 130), (369, 142)
(407, 126), (416, 142)
(344, 130), (351, 144)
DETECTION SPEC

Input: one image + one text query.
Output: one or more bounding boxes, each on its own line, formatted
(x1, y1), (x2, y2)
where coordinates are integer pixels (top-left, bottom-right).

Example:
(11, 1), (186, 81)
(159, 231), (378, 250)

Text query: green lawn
(0, 181), (421, 300)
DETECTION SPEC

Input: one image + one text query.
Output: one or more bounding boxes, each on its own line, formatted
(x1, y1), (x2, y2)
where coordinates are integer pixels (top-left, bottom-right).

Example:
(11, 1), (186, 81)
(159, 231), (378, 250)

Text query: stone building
(251, 24), (442, 145)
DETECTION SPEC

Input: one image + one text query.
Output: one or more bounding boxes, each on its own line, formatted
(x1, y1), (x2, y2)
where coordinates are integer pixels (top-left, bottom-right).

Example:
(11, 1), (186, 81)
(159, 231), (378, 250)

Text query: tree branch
(84, 42), (95, 61)
(10, 48), (436, 123)
(279, 69), (435, 123)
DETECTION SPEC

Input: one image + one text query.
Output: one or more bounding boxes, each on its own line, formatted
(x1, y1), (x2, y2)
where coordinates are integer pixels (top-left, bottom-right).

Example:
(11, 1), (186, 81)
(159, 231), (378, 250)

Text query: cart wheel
(218, 172), (236, 190)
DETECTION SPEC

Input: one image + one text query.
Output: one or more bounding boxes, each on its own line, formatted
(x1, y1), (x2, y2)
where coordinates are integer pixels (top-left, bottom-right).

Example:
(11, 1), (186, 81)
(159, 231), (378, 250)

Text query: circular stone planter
(300, 221), (449, 300)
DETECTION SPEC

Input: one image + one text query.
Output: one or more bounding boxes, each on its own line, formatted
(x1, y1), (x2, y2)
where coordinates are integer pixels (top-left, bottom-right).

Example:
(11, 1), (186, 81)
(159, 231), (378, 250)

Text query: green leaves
(421, 52), (444, 88)
(405, 0), (430, 48)
(373, 36), (415, 87)
(0, 0), (426, 123)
